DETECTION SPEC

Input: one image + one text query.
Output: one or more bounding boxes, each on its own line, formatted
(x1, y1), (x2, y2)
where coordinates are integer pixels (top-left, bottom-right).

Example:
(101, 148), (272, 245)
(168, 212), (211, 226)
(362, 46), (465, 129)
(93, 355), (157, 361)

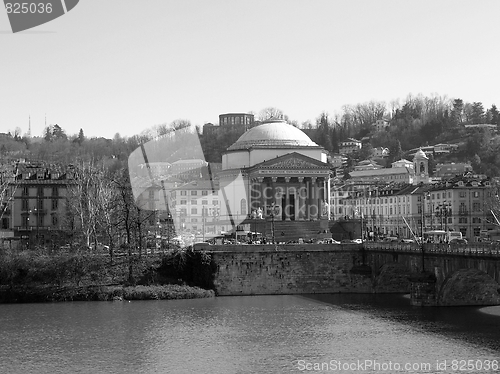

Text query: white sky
(1, 0), (499, 139)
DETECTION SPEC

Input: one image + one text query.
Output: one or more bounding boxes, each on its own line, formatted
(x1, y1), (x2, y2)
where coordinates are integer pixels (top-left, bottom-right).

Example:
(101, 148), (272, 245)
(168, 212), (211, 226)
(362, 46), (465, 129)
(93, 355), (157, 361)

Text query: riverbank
(0, 284), (215, 303)
(0, 247), (217, 303)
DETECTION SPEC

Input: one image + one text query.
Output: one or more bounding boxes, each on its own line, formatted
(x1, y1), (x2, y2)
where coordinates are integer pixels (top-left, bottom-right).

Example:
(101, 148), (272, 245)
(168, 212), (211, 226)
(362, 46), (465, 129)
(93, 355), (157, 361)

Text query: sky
(1, 0), (499, 139)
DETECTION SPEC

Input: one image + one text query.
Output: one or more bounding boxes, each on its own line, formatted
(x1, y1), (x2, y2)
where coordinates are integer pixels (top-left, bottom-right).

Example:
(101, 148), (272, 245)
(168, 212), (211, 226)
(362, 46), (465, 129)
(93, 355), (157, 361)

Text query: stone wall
(209, 245), (500, 306)
(211, 245), (372, 296)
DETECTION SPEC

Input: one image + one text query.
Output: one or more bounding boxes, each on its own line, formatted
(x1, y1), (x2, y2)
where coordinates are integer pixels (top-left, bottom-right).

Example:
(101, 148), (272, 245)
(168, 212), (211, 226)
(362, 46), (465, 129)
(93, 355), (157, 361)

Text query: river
(1, 294), (499, 373)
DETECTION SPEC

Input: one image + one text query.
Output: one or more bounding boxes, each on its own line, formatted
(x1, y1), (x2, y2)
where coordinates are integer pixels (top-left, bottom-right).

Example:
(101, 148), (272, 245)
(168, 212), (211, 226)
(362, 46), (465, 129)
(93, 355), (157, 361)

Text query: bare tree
(66, 160), (105, 248)
(0, 163), (18, 228)
(258, 107), (286, 121)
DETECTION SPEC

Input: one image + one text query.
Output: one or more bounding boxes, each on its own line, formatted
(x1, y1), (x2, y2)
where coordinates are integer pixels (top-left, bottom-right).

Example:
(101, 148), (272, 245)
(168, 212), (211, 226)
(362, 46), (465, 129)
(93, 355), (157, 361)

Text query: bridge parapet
(364, 242), (500, 257)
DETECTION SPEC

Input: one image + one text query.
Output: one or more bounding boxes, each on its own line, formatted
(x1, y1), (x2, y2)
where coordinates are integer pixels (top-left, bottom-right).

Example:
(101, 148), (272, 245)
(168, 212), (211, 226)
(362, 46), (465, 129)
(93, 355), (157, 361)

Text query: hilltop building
(371, 119), (390, 131)
(339, 138), (362, 155)
(346, 148), (429, 185)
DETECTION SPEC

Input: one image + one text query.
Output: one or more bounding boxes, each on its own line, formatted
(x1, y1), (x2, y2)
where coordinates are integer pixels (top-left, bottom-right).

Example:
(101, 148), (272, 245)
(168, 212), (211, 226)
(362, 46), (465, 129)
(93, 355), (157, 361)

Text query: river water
(0, 294), (499, 373)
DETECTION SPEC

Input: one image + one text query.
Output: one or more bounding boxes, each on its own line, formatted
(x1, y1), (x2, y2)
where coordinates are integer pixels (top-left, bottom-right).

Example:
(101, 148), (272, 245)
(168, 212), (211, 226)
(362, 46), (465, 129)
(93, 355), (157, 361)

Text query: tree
(470, 102), (485, 124)
(77, 129), (85, 144)
(66, 160), (105, 248)
(486, 104), (500, 125)
(450, 98), (464, 126)
(258, 107), (285, 121)
(0, 164), (18, 227)
(387, 140), (404, 165)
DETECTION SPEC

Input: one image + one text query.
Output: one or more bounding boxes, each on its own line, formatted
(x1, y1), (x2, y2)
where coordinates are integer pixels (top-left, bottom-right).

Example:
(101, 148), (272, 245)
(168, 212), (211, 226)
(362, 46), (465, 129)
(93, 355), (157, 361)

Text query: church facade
(217, 120), (333, 227)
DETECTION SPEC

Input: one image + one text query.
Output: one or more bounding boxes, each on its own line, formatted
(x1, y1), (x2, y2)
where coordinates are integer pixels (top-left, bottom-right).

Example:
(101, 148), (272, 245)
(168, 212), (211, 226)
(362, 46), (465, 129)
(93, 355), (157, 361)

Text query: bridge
(208, 242), (500, 307)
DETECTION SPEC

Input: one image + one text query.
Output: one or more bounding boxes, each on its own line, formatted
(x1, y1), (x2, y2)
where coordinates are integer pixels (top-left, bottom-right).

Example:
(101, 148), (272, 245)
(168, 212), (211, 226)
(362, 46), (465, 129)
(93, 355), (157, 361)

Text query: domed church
(218, 120), (332, 227)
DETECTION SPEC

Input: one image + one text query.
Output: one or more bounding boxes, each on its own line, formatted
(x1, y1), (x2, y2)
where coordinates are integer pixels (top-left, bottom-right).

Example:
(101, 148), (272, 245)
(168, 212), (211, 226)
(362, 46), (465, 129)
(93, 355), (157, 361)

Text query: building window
(191, 191), (197, 196)
(51, 199), (58, 210)
(191, 208), (197, 214)
(22, 216), (29, 227)
(37, 187), (44, 197)
(180, 191), (187, 196)
(191, 199), (197, 205)
(473, 191), (479, 198)
(459, 217), (468, 224)
(22, 199), (29, 211)
(37, 199), (43, 210)
(459, 191), (466, 198)
(180, 200), (187, 205)
(202, 191), (208, 196)
(149, 190), (154, 199)
(52, 215), (58, 226)
(202, 200), (208, 205)
(191, 218), (198, 223)
(472, 202), (481, 212)
(22, 187), (29, 196)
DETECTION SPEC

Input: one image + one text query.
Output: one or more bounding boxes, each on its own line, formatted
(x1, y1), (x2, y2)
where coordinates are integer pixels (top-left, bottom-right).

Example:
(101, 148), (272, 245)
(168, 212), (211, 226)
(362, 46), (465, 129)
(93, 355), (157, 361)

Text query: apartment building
(169, 180), (220, 235)
(10, 161), (75, 247)
(339, 176), (496, 241)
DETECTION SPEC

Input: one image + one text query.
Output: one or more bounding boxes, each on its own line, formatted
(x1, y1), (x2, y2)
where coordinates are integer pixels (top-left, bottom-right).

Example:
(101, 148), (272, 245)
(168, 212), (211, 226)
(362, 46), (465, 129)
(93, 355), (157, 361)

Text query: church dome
(227, 120), (319, 151)
(413, 148), (428, 160)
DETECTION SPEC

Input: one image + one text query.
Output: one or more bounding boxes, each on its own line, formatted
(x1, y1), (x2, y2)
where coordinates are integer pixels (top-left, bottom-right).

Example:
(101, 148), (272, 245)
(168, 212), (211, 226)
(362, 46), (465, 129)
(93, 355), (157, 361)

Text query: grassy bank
(0, 247), (217, 303)
(0, 284), (215, 303)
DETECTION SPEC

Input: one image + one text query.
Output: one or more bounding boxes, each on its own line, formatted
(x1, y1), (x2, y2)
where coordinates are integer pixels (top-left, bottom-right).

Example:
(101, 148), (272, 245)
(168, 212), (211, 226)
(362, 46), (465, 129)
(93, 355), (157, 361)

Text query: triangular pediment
(251, 152), (331, 170)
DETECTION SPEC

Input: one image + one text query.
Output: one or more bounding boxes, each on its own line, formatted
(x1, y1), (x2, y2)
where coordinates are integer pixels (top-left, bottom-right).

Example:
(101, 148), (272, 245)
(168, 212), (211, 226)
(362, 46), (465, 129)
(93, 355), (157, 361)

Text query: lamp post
(421, 191), (430, 272)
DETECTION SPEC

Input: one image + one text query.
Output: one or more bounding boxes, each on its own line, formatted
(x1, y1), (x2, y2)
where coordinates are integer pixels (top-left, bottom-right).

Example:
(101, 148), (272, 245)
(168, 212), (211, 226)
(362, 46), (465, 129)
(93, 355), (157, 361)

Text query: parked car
(383, 237), (399, 242)
(450, 238), (468, 244)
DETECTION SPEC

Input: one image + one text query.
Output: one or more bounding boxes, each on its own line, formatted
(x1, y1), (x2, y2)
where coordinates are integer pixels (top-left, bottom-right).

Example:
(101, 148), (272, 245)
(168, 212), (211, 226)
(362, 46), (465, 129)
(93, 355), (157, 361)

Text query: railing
(364, 242), (500, 257)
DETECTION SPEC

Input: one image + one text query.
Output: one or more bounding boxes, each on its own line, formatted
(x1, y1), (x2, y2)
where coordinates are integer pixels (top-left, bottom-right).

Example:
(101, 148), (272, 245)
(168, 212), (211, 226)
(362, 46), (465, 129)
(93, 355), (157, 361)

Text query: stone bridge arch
(438, 268), (500, 306)
(373, 263), (411, 293)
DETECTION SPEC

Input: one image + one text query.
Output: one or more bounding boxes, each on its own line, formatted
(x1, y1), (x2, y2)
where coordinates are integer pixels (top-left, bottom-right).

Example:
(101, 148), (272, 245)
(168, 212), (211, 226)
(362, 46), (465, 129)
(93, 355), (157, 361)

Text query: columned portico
(246, 173), (330, 222)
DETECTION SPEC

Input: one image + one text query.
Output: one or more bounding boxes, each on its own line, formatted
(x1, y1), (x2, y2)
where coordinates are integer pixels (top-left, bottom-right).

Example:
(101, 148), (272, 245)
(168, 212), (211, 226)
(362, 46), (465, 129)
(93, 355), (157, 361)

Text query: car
(401, 239), (415, 243)
(450, 238), (468, 244)
(383, 237), (399, 243)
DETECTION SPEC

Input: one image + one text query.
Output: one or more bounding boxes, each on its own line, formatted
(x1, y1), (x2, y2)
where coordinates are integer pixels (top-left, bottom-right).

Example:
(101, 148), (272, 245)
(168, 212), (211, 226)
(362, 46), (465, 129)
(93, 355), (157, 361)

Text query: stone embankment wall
(210, 245), (500, 306)
(211, 245), (374, 296)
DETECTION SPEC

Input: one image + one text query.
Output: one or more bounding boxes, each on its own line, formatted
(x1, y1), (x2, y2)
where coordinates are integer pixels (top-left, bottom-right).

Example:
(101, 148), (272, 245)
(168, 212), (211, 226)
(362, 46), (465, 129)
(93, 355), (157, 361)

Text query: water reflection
(0, 295), (499, 374)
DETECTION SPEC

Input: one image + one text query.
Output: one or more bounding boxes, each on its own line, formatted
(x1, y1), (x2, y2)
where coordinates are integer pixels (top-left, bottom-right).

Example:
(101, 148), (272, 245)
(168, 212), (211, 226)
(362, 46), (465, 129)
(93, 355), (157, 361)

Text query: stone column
(310, 177), (319, 219)
(284, 177), (291, 220)
(267, 177), (278, 219)
(275, 181), (283, 221)
(257, 177), (265, 212)
(297, 177), (305, 220)
(318, 177), (324, 218)
(325, 176), (331, 220)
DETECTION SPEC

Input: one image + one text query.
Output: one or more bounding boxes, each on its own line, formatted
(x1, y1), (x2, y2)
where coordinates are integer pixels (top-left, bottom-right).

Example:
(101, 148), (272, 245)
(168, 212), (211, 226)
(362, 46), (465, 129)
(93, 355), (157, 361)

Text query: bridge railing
(364, 242), (500, 257)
